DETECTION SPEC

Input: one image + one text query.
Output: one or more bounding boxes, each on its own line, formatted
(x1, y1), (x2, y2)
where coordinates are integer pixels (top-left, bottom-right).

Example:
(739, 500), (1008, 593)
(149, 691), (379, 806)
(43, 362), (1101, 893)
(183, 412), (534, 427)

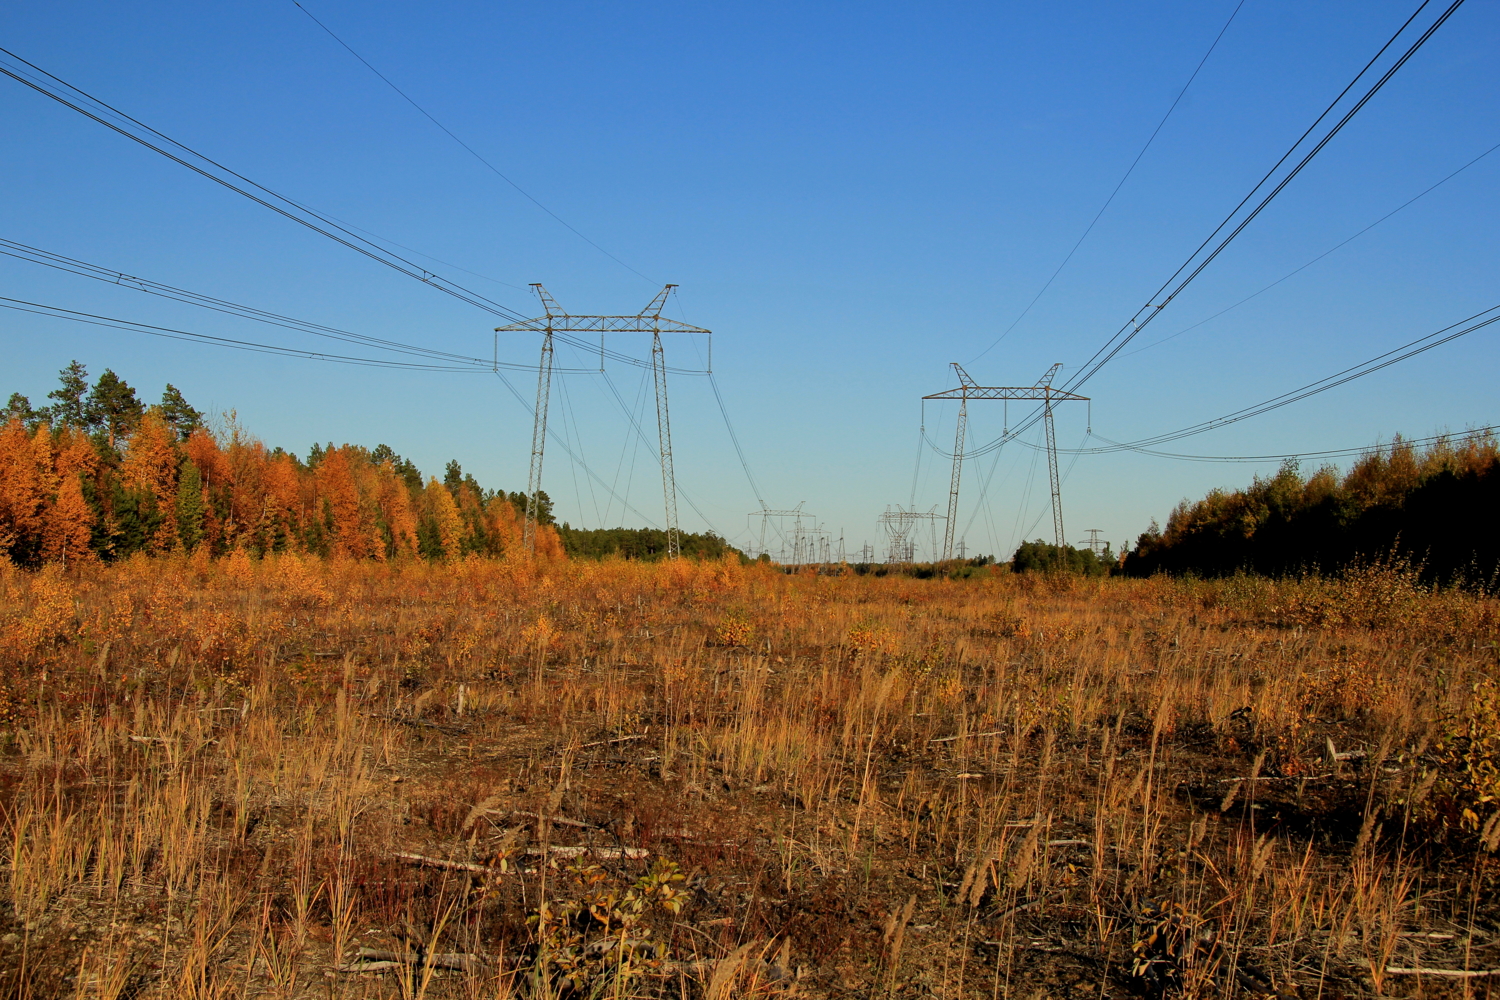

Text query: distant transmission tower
(1081, 529), (1106, 558)
(878, 506), (944, 564)
(748, 503), (812, 563)
(923, 363), (1088, 557)
(496, 284), (710, 556)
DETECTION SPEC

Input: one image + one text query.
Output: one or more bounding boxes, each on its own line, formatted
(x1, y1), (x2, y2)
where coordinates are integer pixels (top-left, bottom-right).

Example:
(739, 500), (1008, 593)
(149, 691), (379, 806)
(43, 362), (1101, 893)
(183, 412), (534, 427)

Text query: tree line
(555, 524), (737, 562)
(1123, 431), (1500, 588)
(0, 361), (592, 566)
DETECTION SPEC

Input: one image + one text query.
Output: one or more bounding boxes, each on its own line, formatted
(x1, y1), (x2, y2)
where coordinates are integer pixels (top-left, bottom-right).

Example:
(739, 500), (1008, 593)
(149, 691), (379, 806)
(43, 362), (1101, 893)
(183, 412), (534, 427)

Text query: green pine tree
(47, 360), (92, 427)
(176, 459), (206, 552)
(2, 393), (36, 424)
(88, 369), (145, 447)
(159, 384), (202, 439)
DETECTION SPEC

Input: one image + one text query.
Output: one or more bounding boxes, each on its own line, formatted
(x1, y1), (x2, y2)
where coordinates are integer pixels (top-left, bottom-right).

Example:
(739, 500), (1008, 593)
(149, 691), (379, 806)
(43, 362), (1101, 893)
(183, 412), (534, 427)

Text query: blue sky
(3, 1), (1496, 558)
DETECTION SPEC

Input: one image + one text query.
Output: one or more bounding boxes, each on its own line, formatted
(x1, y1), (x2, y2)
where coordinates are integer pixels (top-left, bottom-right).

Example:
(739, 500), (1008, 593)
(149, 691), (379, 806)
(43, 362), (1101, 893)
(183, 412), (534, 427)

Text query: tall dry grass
(0, 553), (1497, 996)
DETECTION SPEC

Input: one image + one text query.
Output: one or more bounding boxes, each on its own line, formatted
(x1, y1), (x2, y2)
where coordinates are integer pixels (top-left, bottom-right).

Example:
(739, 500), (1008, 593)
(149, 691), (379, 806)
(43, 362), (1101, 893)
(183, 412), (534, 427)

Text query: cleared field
(1, 554), (1498, 998)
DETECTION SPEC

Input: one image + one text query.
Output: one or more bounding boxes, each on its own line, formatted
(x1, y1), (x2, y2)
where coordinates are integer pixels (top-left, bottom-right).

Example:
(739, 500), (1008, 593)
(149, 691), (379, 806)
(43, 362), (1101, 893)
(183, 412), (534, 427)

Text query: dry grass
(1, 553), (1499, 998)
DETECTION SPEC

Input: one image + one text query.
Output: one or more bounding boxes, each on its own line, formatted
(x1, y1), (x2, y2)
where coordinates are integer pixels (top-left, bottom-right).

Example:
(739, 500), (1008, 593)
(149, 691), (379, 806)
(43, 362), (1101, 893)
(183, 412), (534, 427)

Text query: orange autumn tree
(0, 376), (576, 566)
(424, 476), (465, 559)
(118, 411), (184, 553)
(0, 419), (50, 564)
(316, 446), (373, 559)
(43, 425), (98, 564)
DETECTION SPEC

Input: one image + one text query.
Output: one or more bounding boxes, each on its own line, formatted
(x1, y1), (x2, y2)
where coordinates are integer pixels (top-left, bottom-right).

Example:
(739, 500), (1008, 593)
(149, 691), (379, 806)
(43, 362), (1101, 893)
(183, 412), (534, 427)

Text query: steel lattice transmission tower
(496, 284), (709, 557)
(923, 363), (1088, 559)
(1081, 529), (1107, 558)
(748, 503), (812, 563)
(878, 506), (944, 564)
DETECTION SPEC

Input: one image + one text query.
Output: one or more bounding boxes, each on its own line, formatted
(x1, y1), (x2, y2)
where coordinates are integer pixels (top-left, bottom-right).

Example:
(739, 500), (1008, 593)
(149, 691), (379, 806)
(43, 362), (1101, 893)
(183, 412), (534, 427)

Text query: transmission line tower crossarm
(923, 363), (1087, 555)
(496, 284), (709, 557)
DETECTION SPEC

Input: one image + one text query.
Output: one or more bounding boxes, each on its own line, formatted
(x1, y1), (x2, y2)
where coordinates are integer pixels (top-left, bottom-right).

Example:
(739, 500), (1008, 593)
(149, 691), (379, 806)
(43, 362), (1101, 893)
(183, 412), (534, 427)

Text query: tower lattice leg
(524, 329), (553, 554)
(651, 331), (681, 558)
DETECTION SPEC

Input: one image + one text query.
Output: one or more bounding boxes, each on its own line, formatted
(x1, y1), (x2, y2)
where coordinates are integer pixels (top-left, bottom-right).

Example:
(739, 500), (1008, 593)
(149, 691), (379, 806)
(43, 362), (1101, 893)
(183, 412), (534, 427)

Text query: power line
(1066, 302), (1500, 454)
(291, 1), (655, 284)
(933, 302), (1500, 466)
(0, 46), (708, 375)
(1063, 0), (1468, 394)
(1086, 424), (1498, 465)
(0, 45), (537, 323)
(0, 45), (736, 539)
(971, 0), (1247, 363)
(669, 287), (768, 521)
(489, 370), (662, 528)
(0, 282), (756, 516)
(1123, 137), (1500, 359)
(0, 236), (598, 371)
(708, 373), (767, 512)
(594, 369), (721, 534)
(8, 286), (694, 532)
(0, 295), (491, 371)
(935, 0), (1471, 467)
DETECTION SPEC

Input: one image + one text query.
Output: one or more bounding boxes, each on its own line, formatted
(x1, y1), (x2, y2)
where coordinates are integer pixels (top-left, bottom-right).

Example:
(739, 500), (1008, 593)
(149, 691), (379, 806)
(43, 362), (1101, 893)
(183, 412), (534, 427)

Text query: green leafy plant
(528, 859), (690, 992)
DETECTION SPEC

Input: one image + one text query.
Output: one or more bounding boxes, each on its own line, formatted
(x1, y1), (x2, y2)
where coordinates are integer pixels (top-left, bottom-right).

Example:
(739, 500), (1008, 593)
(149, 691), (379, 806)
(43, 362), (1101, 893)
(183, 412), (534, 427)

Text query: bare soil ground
(2, 553), (1499, 998)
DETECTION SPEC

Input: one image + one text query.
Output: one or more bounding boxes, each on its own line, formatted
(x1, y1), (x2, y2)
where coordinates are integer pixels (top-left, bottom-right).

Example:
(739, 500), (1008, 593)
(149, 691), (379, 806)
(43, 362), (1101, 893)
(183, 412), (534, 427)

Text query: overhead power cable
(930, 302), (1500, 465)
(1066, 302), (1500, 453)
(488, 370), (662, 528)
(590, 367), (721, 534)
(9, 286), (684, 530)
(971, 0), (1247, 363)
(1062, 0), (1467, 394)
(663, 287), (769, 514)
(291, 1), (654, 284)
(0, 46), (707, 374)
(0, 236), (617, 371)
(707, 373), (767, 511)
(934, 0), (1470, 469)
(0, 295), (493, 371)
(0, 46), (536, 322)
(1086, 424), (1499, 465)
(1123, 137), (1500, 358)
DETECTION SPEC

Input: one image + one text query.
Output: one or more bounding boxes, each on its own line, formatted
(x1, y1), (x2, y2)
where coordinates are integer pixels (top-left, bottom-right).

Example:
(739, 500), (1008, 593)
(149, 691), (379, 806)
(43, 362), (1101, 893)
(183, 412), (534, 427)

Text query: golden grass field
(2, 553), (1499, 998)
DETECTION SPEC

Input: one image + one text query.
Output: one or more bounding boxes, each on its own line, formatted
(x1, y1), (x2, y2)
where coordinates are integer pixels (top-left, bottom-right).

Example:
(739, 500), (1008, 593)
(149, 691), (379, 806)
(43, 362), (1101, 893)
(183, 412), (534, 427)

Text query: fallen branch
(1217, 773), (1334, 785)
(929, 731), (1004, 743)
(1045, 839), (1090, 847)
(1324, 738), (1367, 763)
(526, 845), (650, 860)
(335, 960), (404, 973)
(1386, 967), (1500, 978)
(392, 852), (499, 875)
(337, 947), (487, 974)
(129, 734), (219, 747)
(503, 810), (594, 829)
(578, 734), (649, 749)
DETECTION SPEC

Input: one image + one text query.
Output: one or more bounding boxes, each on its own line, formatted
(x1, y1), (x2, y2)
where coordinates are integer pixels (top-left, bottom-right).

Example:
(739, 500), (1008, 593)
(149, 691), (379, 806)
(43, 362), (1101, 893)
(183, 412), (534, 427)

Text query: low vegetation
(3, 552), (1499, 997)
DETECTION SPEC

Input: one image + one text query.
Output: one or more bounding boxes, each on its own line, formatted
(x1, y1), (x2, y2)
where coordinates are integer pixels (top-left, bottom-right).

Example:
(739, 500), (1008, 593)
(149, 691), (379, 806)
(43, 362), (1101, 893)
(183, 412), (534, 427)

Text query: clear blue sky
(3, 1), (1496, 558)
